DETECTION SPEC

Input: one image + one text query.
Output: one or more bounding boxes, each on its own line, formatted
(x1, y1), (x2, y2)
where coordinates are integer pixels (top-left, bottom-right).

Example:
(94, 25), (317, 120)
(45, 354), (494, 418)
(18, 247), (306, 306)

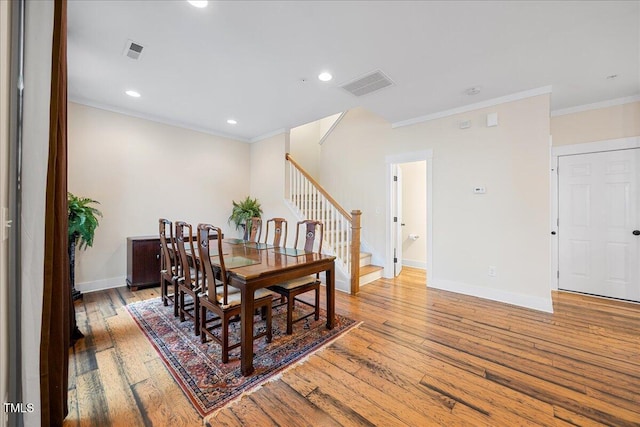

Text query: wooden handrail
(286, 153), (352, 221)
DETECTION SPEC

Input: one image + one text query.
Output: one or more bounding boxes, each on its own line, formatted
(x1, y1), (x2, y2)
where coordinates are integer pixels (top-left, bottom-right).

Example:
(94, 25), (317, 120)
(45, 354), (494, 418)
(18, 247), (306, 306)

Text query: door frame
(550, 136), (640, 292)
(391, 164), (403, 276)
(385, 150), (433, 285)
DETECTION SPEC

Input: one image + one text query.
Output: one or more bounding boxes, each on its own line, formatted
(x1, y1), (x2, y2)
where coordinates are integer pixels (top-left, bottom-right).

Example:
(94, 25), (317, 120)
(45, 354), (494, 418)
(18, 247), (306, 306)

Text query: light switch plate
(487, 112), (498, 127)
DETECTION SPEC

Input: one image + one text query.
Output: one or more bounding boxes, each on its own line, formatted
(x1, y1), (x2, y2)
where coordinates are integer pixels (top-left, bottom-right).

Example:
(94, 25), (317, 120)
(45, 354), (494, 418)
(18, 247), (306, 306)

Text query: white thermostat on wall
(473, 186), (486, 194)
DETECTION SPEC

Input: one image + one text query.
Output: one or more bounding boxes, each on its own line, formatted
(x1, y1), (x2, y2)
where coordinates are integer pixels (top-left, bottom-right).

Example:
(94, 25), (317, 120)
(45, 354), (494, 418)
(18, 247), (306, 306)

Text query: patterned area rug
(126, 297), (358, 417)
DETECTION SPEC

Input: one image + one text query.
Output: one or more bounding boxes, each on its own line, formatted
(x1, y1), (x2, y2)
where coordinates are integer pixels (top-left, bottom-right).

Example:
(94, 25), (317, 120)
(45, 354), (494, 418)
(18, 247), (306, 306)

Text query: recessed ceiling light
(227, 119), (237, 125)
(318, 72), (333, 82)
(187, 0), (208, 8)
(465, 87), (481, 96)
(125, 90), (141, 98)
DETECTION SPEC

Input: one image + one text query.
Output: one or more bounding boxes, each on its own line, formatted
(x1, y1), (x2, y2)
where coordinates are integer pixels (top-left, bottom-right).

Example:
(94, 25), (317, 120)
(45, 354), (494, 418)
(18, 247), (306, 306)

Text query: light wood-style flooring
(64, 268), (640, 426)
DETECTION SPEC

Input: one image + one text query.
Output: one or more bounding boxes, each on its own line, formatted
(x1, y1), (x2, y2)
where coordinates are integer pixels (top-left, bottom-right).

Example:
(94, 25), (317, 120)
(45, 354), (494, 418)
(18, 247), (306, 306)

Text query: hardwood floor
(64, 268), (640, 426)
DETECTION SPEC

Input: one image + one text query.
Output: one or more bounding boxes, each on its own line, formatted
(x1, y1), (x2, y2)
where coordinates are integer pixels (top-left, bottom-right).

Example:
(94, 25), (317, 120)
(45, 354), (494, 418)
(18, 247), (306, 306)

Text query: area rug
(126, 297), (358, 417)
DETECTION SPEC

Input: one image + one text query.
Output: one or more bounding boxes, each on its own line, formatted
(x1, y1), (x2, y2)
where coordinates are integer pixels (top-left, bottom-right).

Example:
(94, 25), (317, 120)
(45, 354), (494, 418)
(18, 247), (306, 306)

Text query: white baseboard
(76, 276), (126, 293)
(430, 278), (553, 313)
(334, 278), (350, 293)
(402, 259), (427, 269)
(319, 274), (350, 294)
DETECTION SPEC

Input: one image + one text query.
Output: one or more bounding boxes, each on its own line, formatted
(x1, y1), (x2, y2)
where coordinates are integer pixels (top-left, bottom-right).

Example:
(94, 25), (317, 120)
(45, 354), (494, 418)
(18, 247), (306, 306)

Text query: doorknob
(633, 230), (640, 236)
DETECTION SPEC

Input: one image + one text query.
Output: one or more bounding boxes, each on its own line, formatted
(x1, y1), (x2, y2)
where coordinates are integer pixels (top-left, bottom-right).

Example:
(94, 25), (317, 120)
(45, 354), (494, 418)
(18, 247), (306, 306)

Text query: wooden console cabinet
(126, 236), (161, 291)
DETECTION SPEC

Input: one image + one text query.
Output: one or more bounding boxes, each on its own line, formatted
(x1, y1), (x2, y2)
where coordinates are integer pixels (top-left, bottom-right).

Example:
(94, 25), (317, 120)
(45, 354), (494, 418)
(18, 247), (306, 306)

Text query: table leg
(240, 285), (255, 376)
(325, 261), (335, 329)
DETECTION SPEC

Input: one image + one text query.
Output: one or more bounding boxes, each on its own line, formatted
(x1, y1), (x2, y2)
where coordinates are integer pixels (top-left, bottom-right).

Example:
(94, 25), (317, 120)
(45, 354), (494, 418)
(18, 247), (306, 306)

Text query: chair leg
(200, 305), (207, 344)
(222, 314), (230, 363)
(194, 295), (200, 336)
(314, 287), (320, 321)
(179, 289), (185, 322)
(286, 295), (294, 335)
(173, 281), (179, 317)
(161, 276), (168, 306)
(265, 303), (272, 343)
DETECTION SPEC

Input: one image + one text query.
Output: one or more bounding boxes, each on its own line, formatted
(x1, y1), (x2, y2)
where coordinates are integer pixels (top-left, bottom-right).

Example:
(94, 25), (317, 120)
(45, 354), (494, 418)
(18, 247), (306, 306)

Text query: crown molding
(249, 128), (289, 143)
(392, 86), (553, 128)
(68, 98), (251, 142)
(550, 94), (640, 117)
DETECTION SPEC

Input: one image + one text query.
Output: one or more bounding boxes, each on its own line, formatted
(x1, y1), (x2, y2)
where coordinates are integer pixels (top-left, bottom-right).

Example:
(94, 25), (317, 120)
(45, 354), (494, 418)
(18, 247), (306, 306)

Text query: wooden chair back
(197, 224), (230, 306)
(159, 218), (176, 273)
(294, 220), (323, 253)
(264, 217), (288, 247)
(175, 221), (197, 283)
(243, 217), (262, 242)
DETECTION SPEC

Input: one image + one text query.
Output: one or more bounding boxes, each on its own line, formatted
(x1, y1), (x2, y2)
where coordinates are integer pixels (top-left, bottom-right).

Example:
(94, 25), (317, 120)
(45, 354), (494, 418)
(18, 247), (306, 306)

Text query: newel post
(350, 210), (362, 295)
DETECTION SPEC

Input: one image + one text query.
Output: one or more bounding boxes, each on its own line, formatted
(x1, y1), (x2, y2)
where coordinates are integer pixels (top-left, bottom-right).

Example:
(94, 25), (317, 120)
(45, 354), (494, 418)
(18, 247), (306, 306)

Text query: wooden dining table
(206, 239), (337, 376)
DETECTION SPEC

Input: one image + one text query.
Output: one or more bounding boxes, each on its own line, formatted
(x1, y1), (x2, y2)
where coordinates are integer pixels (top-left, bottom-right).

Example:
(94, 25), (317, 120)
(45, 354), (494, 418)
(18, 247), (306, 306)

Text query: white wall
(319, 108), (391, 256)
(249, 133), (291, 229)
(289, 120), (321, 179)
(318, 112), (343, 144)
(551, 101), (640, 146)
(400, 161), (427, 269)
(0, 0), (10, 423)
(68, 102), (251, 291)
(320, 95), (552, 311)
(289, 112), (344, 180)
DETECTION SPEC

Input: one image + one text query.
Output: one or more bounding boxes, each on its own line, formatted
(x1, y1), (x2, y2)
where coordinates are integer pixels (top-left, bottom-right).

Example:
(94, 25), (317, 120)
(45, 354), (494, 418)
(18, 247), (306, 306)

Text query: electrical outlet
(488, 266), (497, 277)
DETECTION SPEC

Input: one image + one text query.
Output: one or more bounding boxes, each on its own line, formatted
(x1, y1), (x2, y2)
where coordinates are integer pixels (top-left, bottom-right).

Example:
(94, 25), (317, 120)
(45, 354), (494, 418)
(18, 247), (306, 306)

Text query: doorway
(392, 161), (427, 276)
(553, 137), (640, 303)
(386, 150), (433, 285)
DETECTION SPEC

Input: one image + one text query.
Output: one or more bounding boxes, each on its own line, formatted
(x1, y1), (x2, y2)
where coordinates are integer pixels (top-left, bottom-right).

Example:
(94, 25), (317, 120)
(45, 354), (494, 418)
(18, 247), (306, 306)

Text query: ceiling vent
(340, 70), (394, 97)
(123, 40), (144, 60)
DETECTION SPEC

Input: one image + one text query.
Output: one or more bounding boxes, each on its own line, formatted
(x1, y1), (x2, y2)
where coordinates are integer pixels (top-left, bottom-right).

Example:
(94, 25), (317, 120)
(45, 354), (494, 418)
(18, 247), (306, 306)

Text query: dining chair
(174, 221), (202, 335)
(269, 220), (323, 334)
(263, 217), (288, 247)
(159, 218), (179, 317)
(243, 217), (262, 243)
(197, 223), (274, 362)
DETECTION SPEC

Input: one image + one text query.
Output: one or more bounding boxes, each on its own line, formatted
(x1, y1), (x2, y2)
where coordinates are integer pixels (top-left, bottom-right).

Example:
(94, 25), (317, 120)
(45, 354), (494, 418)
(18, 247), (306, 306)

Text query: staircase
(286, 153), (383, 294)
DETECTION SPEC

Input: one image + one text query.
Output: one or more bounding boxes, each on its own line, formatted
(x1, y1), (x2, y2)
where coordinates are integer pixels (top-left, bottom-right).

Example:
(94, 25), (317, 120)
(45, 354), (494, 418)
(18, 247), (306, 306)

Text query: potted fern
(228, 196), (262, 234)
(68, 192), (102, 301)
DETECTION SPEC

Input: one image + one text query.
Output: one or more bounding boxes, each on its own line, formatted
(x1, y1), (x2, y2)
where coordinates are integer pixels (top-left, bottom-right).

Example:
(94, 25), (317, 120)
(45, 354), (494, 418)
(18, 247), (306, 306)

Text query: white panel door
(558, 148), (640, 301)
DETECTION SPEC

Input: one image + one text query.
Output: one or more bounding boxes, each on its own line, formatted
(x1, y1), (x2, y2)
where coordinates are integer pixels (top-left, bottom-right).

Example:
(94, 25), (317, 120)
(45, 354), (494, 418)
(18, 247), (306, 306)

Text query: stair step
(359, 264), (383, 275)
(359, 251), (371, 268)
(359, 264), (383, 286)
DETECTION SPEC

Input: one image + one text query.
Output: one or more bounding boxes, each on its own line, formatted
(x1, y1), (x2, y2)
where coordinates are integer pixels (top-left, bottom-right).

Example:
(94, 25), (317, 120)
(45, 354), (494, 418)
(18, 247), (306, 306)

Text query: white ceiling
(67, 1), (640, 142)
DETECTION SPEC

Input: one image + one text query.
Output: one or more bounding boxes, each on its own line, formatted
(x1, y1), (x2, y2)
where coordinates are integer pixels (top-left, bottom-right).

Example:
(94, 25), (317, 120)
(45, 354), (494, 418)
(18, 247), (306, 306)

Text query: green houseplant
(228, 196), (262, 231)
(68, 192), (102, 300)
